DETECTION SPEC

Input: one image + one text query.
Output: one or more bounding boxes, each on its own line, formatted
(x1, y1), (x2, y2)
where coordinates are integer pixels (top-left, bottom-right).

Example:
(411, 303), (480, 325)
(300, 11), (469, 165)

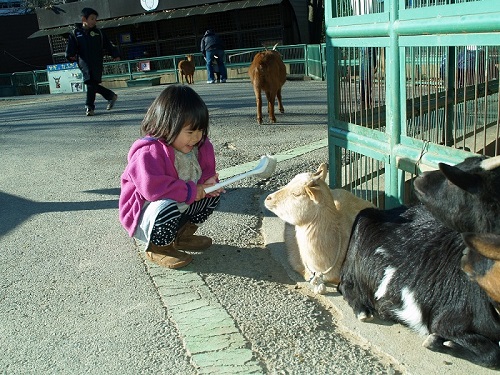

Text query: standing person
(212, 55), (221, 83)
(200, 29), (228, 84)
(119, 85), (224, 269)
(66, 7), (120, 116)
(351, 0), (383, 108)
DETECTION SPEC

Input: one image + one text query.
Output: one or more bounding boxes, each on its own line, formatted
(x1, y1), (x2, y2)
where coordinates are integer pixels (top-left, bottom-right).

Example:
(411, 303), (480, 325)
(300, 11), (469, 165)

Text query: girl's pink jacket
(119, 136), (216, 237)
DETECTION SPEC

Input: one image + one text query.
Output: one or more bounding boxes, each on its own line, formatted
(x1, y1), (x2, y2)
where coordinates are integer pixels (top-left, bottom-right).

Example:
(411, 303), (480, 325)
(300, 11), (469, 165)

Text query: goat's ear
(305, 184), (322, 204)
(463, 233), (500, 260)
(313, 163), (328, 181)
(439, 162), (481, 193)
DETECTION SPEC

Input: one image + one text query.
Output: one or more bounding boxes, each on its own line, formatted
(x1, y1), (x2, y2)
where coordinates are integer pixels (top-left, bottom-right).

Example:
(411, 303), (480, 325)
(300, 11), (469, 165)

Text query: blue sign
(47, 62), (79, 71)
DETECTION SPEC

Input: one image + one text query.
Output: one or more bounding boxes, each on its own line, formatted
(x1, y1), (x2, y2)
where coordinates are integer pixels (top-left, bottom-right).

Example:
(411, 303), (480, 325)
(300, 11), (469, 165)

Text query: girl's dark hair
(141, 85), (209, 145)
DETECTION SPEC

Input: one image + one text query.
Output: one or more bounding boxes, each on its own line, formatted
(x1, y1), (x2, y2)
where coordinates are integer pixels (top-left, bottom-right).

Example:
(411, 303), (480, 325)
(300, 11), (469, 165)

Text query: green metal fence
(0, 44), (326, 97)
(0, 70), (49, 96)
(325, 0), (500, 208)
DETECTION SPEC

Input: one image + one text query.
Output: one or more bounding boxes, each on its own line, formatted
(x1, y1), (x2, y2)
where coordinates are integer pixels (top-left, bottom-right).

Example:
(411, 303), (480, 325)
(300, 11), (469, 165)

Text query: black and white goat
(339, 155), (500, 369)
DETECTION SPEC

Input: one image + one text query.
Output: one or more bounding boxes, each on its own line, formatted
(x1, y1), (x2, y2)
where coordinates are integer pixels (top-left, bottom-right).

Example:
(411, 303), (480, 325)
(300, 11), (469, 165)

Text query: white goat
(264, 163), (374, 292)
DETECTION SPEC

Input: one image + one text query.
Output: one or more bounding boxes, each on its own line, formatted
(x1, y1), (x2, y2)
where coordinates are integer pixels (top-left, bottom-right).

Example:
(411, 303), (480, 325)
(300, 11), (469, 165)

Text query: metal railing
(0, 44), (325, 97)
(0, 70), (49, 96)
(326, 0), (500, 208)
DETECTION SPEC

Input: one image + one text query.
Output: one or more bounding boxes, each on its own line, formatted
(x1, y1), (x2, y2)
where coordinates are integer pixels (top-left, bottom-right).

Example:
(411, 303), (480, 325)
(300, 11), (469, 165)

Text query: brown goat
(178, 55), (195, 84)
(248, 46), (286, 124)
(461, 232), (500, 304)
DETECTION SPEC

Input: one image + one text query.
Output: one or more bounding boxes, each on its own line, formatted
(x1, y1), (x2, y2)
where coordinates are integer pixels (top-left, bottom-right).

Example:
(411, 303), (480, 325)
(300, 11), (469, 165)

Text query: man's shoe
(174, 222), (212, 251)
(220, 79), (227, 83)
(207, 80), (216, 84)
(146, 243), (192, 269)
(106, 94), (118, 110)
(85, 107), (94, 116)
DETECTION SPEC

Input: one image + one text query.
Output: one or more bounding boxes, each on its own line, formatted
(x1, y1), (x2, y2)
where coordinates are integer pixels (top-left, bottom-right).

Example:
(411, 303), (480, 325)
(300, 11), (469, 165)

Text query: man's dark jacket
(65, 23), (119, 83)
(200, 30), (224, 57)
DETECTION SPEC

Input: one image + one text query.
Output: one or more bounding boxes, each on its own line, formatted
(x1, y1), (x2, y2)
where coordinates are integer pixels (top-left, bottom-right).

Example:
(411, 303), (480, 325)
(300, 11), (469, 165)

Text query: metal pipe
(326, 13), (500, 39)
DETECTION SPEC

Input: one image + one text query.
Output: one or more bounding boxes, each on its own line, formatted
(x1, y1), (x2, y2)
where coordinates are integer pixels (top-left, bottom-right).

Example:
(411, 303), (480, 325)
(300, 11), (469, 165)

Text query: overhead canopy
(29, 0), (282, 39)
(29, 25), (74, 38)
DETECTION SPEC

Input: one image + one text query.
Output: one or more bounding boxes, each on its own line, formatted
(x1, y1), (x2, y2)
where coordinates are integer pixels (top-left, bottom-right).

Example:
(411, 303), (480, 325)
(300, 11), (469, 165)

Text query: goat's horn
(272, 43), (279, 50)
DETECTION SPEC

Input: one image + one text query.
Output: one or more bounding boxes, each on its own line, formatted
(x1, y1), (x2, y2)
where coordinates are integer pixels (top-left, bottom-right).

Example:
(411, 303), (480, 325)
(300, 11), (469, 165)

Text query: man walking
(66, 7), (120, 116)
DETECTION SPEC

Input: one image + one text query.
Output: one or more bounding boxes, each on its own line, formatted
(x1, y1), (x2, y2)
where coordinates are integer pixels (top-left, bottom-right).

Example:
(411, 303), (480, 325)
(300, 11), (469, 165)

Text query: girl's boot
(146, 243), (192, 269)
(174, 222), (212, 251)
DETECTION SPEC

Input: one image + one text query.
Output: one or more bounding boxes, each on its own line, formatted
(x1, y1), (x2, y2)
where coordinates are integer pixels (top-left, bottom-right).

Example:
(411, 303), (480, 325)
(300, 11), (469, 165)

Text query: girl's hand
(195, 184), (206, 201)
(203, 174), (225, 197)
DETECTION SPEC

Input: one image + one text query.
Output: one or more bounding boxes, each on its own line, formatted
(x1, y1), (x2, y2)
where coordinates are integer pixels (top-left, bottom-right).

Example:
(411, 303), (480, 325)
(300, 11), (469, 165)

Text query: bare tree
(6, 0), (78, 15)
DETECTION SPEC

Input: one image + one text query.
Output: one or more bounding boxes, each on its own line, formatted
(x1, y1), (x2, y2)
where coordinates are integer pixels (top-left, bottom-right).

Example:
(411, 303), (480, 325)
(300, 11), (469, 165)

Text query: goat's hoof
(313, 283), (327, 294)
(356, 311), (373, 322)
(422, 333), (445, 350)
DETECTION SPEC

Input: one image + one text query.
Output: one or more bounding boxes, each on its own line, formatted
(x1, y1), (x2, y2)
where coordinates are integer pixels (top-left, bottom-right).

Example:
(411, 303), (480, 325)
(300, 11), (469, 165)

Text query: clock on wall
(140, 0), (159, 11)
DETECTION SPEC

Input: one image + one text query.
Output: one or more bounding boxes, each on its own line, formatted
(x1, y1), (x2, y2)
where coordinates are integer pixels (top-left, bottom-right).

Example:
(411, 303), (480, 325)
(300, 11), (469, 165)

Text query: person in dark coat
(200, 30), (227, 84)
(66, 7), (120, 116)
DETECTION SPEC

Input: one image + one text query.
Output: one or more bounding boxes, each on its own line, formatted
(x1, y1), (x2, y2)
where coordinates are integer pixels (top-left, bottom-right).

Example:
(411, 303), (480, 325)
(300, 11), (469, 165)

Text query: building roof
(29, 0), (282, 39)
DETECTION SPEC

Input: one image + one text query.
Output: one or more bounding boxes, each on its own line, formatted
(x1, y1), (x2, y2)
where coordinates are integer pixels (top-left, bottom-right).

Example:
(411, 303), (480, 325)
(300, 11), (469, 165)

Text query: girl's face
(172, 124), (203, 154)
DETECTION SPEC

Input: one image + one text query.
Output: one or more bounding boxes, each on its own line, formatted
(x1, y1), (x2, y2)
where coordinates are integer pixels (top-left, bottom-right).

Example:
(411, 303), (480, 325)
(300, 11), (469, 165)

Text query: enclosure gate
(325, 0), (500, 208)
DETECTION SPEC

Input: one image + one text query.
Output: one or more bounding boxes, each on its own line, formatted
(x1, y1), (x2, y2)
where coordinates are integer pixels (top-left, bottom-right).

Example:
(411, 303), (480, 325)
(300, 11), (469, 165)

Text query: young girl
(119, 85), (223, 269)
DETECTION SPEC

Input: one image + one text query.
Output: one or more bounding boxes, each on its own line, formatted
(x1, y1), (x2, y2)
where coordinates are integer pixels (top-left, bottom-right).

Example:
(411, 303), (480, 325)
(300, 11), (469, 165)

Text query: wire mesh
(337, 46), (387, 130)
(405, 0), (482, 8)
(340, 149), (385, 207)
(405, 45), (500, 156)
(336, 0), (385, 16)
